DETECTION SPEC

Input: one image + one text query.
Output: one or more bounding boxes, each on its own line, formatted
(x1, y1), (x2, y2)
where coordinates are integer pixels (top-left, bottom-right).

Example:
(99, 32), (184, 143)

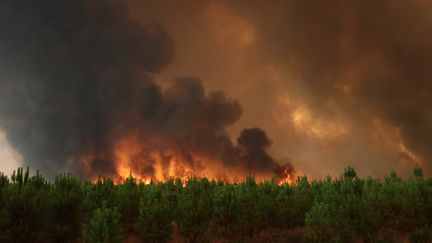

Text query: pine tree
(82, 203), (122, 243)
(138, 185), (173, 243)
(46, 173), (83, 242)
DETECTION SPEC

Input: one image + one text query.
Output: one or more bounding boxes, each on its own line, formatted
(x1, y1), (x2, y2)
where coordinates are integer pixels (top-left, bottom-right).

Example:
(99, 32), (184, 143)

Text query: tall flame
(95, 133), (296, 184)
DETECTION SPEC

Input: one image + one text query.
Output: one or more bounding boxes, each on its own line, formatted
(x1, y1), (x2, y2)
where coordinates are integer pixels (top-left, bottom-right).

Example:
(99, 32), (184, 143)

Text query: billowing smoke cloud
(123, 0), (432, 177)
(224, 0), (432, 175)
(237, 128), (275, 170)
(8, 0), (431, 180)
(0, 0), (292, 180)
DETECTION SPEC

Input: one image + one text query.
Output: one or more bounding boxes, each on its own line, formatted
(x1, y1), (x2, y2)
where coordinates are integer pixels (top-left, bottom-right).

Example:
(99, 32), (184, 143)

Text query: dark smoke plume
(0, 0), (291, 179)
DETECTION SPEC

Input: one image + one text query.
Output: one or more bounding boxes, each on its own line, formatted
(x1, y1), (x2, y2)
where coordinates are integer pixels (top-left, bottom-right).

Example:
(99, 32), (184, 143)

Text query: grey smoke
(0, 0), (291, 179)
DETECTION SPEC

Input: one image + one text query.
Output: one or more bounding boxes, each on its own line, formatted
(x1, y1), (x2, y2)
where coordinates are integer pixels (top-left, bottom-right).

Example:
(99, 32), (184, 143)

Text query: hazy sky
(1, 0), (432, 179)
(0, 130), (21, 175)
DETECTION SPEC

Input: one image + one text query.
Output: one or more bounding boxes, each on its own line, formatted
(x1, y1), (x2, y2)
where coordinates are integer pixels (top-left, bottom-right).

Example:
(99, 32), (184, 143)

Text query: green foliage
(82, 177), (117, 224)
(117, 174), (140, 234)
(413, 165), (424, 179)
(210, 184), (243, 241)
(176, 177), (214, 242)
(342, 166), (357, 179)
(0, 165), (431, 242)
(285, 176), (314, 227)
(0, 172), (9, 188)
(0, 167), (48, 242)
(46, 173), (83, 242)
(82, 203), (122, 243)
(138, 184), (173, 243)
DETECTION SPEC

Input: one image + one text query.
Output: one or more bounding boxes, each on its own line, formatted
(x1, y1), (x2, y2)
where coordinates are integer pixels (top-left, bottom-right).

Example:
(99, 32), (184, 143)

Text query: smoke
(7, 0), (430, 179)
(0, 0), (292, 180)
(228, 0), (432, 175)
(122, 0), (432, 177)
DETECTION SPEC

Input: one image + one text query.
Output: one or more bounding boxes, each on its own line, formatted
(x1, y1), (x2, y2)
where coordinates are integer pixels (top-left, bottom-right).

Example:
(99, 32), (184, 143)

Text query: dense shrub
(210, 183), (243, 241)
(138, 184), (173, 243)
(46, 173), (83, 242)
(0, 168), (48, 242)
(117, 174), (141, 235)
(176, 177), (214, 243)
(82, 203), (122, 243)
(0, 166), (431, 242)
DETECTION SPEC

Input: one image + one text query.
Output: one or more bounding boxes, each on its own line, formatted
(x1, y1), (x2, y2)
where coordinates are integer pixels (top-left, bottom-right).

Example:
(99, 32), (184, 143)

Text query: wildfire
(277, 166), (295, 185)
(81, 133), (296, 185)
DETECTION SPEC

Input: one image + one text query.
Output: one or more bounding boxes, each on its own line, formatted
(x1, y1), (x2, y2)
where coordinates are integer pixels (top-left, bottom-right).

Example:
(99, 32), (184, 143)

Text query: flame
(113, 134), (195, 182)
(277, 165), (295, 185)
(81, 133), (295, 185)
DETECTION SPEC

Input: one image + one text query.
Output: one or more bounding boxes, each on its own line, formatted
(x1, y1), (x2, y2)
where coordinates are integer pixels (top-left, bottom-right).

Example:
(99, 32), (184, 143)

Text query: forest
(0, 166), (431, 243)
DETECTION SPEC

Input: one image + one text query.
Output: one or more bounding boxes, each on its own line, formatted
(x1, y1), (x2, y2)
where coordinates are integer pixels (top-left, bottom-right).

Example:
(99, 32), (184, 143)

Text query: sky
(1, 0), (432, 179)
(0, 130), (21, 175)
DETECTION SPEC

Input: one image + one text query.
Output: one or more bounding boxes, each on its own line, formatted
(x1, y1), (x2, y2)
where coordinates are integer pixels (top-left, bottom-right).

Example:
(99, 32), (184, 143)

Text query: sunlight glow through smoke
(0, 130), (22, 175)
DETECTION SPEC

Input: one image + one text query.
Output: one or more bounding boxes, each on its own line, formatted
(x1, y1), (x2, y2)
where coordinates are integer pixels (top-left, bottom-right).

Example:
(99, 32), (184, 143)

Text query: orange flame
(277, 166), (295, 185)
(82, 133), (295, 185)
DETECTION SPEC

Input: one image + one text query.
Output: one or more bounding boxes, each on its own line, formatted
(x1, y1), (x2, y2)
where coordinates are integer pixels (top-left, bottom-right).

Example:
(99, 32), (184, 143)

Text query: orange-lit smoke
(109, 133), (295, 184)
(124, 0), (432, 178)
(0, 1), (296, 181)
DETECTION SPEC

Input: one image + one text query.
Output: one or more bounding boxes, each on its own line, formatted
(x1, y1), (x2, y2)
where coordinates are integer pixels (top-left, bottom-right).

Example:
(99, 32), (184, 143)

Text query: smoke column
(126, 0), (432, 177)
(0, 0), (293, 180)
